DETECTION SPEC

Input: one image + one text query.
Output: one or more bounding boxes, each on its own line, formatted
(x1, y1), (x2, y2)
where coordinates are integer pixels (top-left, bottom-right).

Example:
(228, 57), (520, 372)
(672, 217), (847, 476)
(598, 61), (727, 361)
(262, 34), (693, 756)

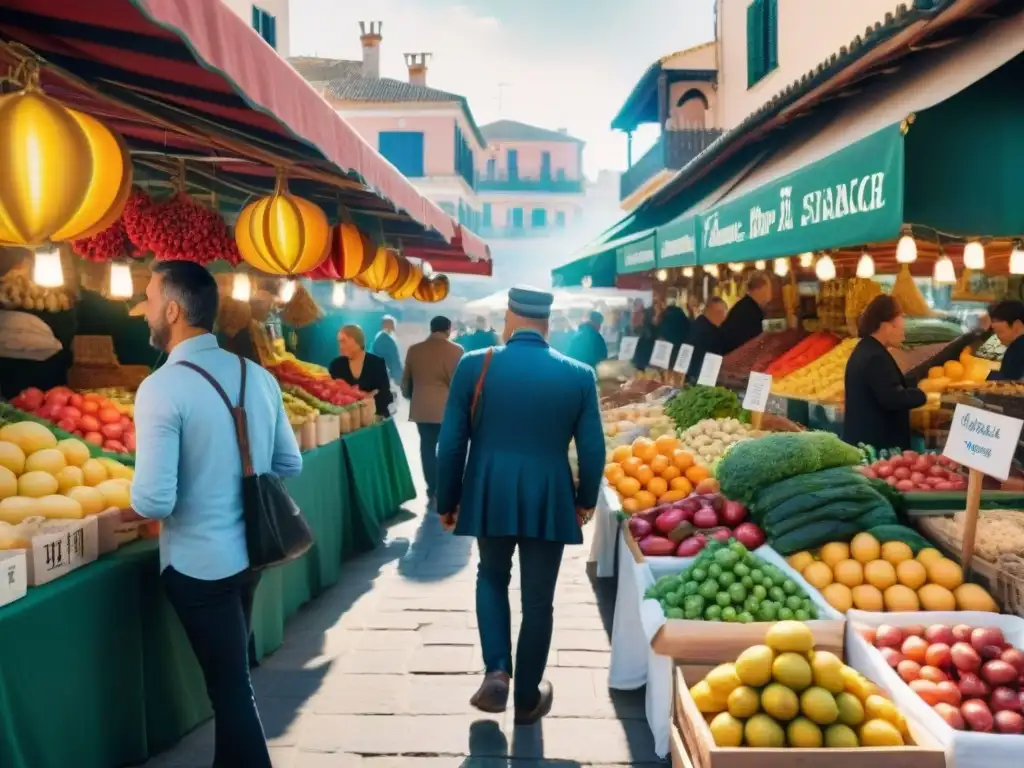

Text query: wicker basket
(280, 284), (323, 329)
(68, 364), (150, 391)
(994, 555), (1024, 618)
(360, 398), (376, 427)
(72, 335), (118, 366)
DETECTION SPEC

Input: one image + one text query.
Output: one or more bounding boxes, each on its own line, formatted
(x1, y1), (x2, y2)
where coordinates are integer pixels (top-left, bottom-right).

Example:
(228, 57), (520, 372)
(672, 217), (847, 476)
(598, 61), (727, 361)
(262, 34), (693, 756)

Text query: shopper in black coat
(720, 271), (773, 353)
(684, 298), (728, 380)
(843, 295), (927, 451)
(986, 300), (1024, 381)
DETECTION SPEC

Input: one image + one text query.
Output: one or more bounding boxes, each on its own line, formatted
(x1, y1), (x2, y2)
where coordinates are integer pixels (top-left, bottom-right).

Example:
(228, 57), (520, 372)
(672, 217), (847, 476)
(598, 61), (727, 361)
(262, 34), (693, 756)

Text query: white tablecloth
(588, 482), (621, 578)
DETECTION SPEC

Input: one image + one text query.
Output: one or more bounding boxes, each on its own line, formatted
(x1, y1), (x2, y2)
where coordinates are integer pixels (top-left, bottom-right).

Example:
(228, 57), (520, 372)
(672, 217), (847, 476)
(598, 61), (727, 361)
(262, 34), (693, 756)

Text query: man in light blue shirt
(124, 261), (302, 768)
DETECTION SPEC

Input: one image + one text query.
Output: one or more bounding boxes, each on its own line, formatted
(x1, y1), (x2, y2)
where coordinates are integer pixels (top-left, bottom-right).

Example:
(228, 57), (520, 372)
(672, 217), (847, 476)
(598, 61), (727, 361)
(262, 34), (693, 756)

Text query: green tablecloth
(0, 422), (413, 768)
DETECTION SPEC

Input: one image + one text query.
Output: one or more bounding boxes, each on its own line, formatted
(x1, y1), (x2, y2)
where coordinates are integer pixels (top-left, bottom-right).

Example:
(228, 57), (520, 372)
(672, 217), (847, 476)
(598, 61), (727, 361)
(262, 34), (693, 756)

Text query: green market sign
(699, 125), (905, 264)
(616, 235), (656, 274)
(657, 215), (698, 268)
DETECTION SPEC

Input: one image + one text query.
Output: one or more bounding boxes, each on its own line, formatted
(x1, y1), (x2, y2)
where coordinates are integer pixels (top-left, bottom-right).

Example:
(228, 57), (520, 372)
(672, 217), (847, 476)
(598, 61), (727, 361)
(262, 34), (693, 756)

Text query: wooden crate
(674, 667), (945, 768)
(652, 618), (845, 665)
(72, 335), (118, 366)
(671, 723), (696, 768)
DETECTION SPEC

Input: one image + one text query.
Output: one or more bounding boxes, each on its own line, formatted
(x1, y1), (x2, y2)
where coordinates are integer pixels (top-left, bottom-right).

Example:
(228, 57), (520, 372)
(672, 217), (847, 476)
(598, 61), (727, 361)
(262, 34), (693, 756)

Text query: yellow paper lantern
(355, 247), (400, 292)
(234, 176), (330, 275)
(333, 221), (375, 279)
(389, 262), (424, 300)
(384, 254), (412, 294)
(414, 274), (450, 303)
(0, 86), (132, 246)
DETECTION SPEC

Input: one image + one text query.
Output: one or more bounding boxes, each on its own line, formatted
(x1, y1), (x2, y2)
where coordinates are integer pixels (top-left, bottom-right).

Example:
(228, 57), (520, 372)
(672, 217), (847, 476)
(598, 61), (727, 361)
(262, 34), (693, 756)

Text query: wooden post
(961, 467), (984, 574)
(750, 410), (764, 431)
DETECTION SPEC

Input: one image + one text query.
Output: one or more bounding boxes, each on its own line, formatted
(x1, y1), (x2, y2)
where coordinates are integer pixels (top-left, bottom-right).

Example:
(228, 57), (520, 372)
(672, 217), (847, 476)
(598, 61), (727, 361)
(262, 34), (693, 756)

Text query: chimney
(358, 21), (383, 79)
(403, 52), (431, 87)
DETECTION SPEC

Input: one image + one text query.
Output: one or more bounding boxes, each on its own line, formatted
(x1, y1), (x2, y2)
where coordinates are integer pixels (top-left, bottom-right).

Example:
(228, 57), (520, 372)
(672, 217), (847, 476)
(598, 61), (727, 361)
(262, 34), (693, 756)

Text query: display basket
(67, 363), (150, 391)
(72, 335), (118, 367)
(994, 553), (1024, 618)
(916, 516), (1000, 586)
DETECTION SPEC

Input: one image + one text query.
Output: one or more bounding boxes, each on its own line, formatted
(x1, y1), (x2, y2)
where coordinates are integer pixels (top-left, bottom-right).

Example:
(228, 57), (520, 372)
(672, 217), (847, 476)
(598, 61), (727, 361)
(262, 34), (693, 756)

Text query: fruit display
(721, 329), (808, 384)
(918, 349), (999, 394)
(0, 420), (133, 525)
(605, 435), (713, 514)
(860, 622), (1024, 734)
(689, 621), (916, 747)
(8, 386), (136, 455)
(892, 265), (933, 317)
(817, 277), (852, 333)
(627, 493), (765, 557)
(0, 267), (73, 312)
(845, 278), (884, 332)
(677, 417), (765, 466)
(646, 542), (817, 622)
(664, 386), (745, 432)
(602, 403), (675, 456)
(923, 510), (1024, 563)
(786, 533), (999, 614)
(269, 360), (366, 407)
(771, 337), (858, 402)
(765, 331), (841, 379)
(858, 449), (967, 492)
(282, 392), (318, 427)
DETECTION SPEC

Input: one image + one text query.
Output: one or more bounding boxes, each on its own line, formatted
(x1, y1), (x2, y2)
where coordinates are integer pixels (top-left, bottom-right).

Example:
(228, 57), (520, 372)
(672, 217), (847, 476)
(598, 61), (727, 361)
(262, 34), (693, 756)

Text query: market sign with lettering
(616, 234), (657, 274)
(698, 125), (905, 264)
(656, 214), (699, 268)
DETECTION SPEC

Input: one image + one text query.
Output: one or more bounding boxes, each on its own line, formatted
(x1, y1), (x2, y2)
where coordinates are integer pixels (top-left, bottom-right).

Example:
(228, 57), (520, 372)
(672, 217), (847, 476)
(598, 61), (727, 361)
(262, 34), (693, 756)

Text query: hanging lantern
(355, 247), (400, 292)
(728, 262), (744, 273)
(773, 258), (789, 277)
(856, 252), (875, 278)
(682, 267), (694, 278)
(1011, 242), (1024, 276)
(234, 174), (330, 275)
(414, 274), (449, 302)
(232, 273), (252, 301)
(798, 252), (814, 268)
(385, 254), (412, 294)
(306, 219), (375, 280)
(0, 78), (133, 246)
(896, 234), (917, 264)
(704, 264), (719, 278)
(390, 262), (424, 300)
(331, 281), (347, 306)
(108, 262), (133, 298)
(655, 268), (668, 282)
(933, 255), (956, 284)
(32, 246), (64, 288)
(962, 241), (985, 271)
(815, 254), (836, 282)
(754, 260), (766, 271)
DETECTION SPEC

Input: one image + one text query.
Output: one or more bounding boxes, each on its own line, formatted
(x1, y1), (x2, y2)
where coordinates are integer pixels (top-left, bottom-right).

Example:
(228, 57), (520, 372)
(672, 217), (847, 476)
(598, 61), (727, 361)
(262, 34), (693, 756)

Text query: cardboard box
(674, 666), (944, 768)
(0, 550), (27, 608)
(26, 517), (99, 586)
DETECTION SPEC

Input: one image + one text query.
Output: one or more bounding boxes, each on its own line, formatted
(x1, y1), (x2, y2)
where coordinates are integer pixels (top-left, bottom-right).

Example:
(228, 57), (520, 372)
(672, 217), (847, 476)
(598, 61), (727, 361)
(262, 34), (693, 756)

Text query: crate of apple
(11, 386), (135, 454)
(860, 450), (966, 492)
(865, 623), (1024, 734)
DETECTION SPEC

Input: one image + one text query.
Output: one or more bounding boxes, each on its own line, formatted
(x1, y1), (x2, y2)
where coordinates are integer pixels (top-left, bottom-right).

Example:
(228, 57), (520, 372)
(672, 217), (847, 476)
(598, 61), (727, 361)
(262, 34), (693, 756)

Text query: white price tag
(649, 340), (673, 369)
(743, 371), (773, 413)
(618, 336), (638, 361)
(943, 403), (1024, 481)
(697, 353), (723, 387)
(673, 344), (694, 374)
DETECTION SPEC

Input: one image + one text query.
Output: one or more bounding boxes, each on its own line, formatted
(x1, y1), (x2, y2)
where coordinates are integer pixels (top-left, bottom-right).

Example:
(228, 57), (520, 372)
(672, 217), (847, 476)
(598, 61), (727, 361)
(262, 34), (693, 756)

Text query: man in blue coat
(435, 286), (605, 725)
(567, 310), (609, 370)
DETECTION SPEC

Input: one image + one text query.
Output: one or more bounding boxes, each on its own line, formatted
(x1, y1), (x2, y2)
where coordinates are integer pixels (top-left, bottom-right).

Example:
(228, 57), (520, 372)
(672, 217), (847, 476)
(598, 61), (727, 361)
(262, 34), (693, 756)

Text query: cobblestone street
(143, 415), (662, 767)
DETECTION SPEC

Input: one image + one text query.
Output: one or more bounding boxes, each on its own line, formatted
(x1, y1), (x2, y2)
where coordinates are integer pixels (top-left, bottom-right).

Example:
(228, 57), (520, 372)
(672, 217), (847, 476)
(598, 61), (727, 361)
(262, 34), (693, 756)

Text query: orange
(672, 449), (695, 471)
(659, 489), (688, 504)
(611, 445), (633, 464)
(617, 476), (641, 498)
(605, 464), (625, 484)
(864, 560), (898, 591)
(650, 455), (671, 475)
(655, 435), (679, 455)
(632, 438), (658, 464)
(634, 465), (655, 487)
(634, 490), (657, 510)
(621, 497), (640, 515)
(660, 466), (681, 482)
(685, 465), (710, 485)
(670, 477), (694, 495)
(621, 457), (643, 477)
(647, 477), (668, 499)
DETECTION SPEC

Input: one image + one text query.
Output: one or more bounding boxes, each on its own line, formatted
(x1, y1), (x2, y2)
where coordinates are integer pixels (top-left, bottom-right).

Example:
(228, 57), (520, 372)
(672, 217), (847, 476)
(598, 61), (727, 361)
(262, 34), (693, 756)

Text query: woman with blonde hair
(329, 324), (393, 417)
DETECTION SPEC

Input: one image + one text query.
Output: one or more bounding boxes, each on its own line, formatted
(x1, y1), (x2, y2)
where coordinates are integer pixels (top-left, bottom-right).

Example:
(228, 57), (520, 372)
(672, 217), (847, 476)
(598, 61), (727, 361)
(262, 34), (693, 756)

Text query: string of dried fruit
(147, 193), (241, 265)
(121, 187), (158, 253)
(70, 215), (137, 262)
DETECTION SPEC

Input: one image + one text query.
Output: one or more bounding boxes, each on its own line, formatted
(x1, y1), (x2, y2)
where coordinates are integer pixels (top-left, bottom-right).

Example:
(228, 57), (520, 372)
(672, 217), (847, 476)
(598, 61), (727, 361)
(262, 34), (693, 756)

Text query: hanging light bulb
(933, 254), (956, 284)
(278, 279), (296, 302)
(682, 267), (694, 278)
(815, 254), (836, 282)
(962, 241), (985, 270)
(1010, 242), (1024, 275)
(655, 268), (668, 282)
(231, 273), (251, 301)
(704, 264), (719, 278)
(421, 260), (434, 278)
(896, 234), (917, 264)
(754, 260), (766, 270)
(728, 262), (744, 273)
(773, 258), (789, 277)
(332, 281), (347, 306)
(32, 246), (64, 288)
(108, 262), (133, 298)
(856, 252), (875, 279)
(799, 252), (814, 268)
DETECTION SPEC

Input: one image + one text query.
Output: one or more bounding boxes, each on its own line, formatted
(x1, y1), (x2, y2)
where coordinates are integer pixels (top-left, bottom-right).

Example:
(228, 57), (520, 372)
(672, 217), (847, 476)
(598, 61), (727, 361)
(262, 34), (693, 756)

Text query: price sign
(618, 336), (638, 362)
(943, 403), (1023, 481)
(743, 372), (773, 412)
(672, 344), (694, 374)
(649, 340), (673, 369)
(697, 353), (723, 387)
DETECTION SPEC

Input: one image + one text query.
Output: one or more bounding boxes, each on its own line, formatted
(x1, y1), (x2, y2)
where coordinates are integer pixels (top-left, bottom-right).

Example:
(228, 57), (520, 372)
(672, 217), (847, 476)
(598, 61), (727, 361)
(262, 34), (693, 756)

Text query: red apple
(961, 699), (994, 733)
(920, 666), (949, 684)
(933, 702), (965, 730)
(971, 627), (1006, 653)
(897, 660), (922, 683)
(935, 681), (961, 707)
(925, 643), (952, 669)
(990, 686), (1022, 713)
(952, 624), (973, 643)
(910, 679), (942, 706)
(902, 636), (928, 664)
(875, 625), (904, 648)
(951, 642), (982, 673)
(957, 673), (990, 699)
(880, 647), (905, 668)
(925, 625), (956, 646)
(1001, 647), (1024, 674)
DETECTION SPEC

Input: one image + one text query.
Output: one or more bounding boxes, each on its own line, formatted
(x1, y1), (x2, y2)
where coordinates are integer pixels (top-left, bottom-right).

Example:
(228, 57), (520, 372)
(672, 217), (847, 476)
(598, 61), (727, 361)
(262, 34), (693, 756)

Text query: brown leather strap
(470, 348), (493, 427)
(177, 356), (255, 477)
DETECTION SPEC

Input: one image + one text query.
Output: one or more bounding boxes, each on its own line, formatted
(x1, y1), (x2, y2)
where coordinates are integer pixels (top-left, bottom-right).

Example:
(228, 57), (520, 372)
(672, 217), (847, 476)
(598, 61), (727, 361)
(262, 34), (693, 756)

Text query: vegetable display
(269, 360), (366, 406)
(924, 510), (1024, 563)
(858, 449), (967, 492)
(861, 623), (1024, 734)
(10, 386), (136, 455)
(677, 417), (763, 466)
(646, 541), (815, 622)
(627, 492), (765, 557)
(771, 337), (858, 402)
(664, 386), (745, 432)
(786, 534), (998, 614)
(764, 332), (840, 379)
(722, 329), (808, 382)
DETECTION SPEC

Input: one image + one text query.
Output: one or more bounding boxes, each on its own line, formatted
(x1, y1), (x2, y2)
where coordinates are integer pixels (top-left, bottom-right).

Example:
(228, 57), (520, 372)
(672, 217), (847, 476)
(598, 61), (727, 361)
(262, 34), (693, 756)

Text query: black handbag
(178, 356), (313, 572)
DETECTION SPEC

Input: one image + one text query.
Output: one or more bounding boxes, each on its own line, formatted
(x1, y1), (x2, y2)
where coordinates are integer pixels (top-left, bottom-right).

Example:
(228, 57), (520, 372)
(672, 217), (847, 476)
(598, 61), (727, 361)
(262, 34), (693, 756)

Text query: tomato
(100, 423), (124, 440)
(69, 393), (84, 409)
(99, 407), (122, 425)
(103, 440), (127, 453)
(82, 400), (100, 415)
(80, 415), (101, 433)
(84, 431), (104, 446)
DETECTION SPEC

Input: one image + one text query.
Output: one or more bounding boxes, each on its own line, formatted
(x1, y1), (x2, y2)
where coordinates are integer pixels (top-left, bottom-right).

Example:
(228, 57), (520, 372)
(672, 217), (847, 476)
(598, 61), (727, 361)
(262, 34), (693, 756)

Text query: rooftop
(480, 120), (585, 145)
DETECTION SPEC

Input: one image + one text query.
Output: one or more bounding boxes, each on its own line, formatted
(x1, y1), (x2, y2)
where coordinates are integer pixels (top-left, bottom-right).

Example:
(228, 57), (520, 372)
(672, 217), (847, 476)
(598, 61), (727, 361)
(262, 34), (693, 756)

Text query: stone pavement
(143, 414), (662, 767)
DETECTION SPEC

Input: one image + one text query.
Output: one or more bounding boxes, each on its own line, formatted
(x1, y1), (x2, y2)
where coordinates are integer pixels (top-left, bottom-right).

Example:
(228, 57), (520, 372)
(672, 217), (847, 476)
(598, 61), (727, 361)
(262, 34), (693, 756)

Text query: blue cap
(589, 310), (604, 326)
(508, 285), (554, 320)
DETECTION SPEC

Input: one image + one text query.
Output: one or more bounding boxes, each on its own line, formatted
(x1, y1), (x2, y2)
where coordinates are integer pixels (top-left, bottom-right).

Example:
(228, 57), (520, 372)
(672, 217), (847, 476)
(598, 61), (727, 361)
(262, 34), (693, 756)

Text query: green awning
(615, 231), (657, 274)
(551, 214), (654, 286)
(656, 214), (699, 268)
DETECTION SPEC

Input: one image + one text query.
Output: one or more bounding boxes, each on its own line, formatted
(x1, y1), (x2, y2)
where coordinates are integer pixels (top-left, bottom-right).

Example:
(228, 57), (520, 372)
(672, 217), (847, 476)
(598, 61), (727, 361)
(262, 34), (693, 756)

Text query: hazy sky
(289, 0), (716, 177)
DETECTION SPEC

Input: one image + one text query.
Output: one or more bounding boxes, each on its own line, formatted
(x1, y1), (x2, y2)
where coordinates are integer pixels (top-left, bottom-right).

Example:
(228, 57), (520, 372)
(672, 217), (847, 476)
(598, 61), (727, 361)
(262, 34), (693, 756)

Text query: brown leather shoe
(514, 679), (554, 725)
(469, 671), (510, 713)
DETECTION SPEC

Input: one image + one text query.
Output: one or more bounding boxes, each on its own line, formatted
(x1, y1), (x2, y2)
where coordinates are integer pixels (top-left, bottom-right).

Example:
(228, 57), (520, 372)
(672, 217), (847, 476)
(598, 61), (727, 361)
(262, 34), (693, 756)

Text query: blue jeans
(476, 537), (564, 710)
(416, 422), (441, 497)
(162, 566), (270, 768)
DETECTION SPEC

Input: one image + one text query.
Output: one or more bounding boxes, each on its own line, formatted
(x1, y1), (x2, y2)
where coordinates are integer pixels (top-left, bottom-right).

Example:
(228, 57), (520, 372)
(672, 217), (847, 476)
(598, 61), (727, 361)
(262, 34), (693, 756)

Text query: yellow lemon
(835, 692), (865, 726)
(765, 621), (815, 654)
(850, 533), (881, 563)
(859, 719), (904, 747)
(810, 651), (845, 694)
(706, 663), (742, 696)
(787, 551), (815, 572)
(881, 541), (913, 565)
(709, 712), (744, 747)
(735, 645), (775, 687)
(864, 560), (898, 590)
(727, 686), (761, 719)
(895, 559), (928, 590)
(772, 653), (813, 692)
(824, 723), (860, 748)
(745, 714), (786, 748)
(787, 717), (823, 748)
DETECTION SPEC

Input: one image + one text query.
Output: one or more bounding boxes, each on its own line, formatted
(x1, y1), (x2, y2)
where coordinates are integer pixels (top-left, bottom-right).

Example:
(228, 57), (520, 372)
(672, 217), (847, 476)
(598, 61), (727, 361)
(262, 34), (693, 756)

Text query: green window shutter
(765, 0), (779, 72)
(746, 1), (766, 87)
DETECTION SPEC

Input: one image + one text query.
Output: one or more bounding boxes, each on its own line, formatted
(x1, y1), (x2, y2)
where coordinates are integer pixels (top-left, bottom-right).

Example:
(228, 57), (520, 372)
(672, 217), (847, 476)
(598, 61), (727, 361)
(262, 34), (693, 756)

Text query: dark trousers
(162, 566), (271, 768)
(416, 422), (441, 497)
(476, 536), (564, 710)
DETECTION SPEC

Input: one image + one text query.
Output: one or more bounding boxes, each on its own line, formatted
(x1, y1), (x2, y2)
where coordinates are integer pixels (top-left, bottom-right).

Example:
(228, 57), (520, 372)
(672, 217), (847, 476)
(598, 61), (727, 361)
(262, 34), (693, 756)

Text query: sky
(289, 0), (716, 177)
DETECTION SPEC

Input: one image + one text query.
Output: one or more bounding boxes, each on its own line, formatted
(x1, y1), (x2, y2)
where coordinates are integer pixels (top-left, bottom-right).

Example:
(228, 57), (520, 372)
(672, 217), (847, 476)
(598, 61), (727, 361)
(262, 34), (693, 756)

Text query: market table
(588, 482), (620, 578)
(0, 421), (416, 768)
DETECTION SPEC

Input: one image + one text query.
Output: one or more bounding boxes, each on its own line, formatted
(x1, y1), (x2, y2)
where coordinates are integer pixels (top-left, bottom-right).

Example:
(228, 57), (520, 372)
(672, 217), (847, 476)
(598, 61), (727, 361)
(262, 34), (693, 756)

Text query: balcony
(474, 224), (566, 240)
(477, 172), (584, 194)
(620, 128), (723, 201)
